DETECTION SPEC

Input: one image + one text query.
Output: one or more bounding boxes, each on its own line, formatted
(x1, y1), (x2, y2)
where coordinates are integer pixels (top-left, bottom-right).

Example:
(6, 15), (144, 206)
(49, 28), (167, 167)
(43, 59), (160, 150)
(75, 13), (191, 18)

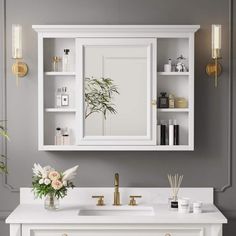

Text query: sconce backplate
(12, 62), (28, 77)
(206, 62), (222, 77)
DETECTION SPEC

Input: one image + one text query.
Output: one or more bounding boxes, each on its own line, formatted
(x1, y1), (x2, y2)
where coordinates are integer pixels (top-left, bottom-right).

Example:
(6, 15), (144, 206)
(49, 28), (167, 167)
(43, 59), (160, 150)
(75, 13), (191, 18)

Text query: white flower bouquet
(32, 163), (78, 199)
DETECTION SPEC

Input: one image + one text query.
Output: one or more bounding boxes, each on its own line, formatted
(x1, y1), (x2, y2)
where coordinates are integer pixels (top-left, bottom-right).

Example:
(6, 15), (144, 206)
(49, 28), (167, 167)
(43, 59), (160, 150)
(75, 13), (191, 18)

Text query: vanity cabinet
(33, 25), (199, 151)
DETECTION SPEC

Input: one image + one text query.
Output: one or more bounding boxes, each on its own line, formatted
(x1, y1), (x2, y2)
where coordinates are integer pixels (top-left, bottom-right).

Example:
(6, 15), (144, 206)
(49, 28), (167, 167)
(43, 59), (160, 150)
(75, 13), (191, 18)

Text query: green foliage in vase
(85, 77), (119, 119)
(0, 121), (9, 173)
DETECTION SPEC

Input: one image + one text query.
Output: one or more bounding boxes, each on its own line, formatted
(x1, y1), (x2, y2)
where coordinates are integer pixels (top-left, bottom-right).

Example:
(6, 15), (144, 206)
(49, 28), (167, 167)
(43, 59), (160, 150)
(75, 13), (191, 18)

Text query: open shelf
(45, 108), (76, 113)
(157, 72), (189, 76)
(44, 112), (75, 146)
(158, 108), (189, 112)
(45, 72), (76, 76)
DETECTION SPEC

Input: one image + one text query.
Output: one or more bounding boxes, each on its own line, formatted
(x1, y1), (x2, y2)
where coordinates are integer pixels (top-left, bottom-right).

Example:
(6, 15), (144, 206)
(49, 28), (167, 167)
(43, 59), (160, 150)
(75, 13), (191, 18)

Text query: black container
(174, 124), (179, 145)
(158, 92), (169, 108)
(171, 200), (178, 209)
(160, 124), (166, 145)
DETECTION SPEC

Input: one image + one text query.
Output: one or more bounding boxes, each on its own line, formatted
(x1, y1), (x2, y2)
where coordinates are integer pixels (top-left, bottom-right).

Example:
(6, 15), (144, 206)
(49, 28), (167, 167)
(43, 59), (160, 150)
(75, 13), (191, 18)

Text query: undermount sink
(78, 205), (155, 216)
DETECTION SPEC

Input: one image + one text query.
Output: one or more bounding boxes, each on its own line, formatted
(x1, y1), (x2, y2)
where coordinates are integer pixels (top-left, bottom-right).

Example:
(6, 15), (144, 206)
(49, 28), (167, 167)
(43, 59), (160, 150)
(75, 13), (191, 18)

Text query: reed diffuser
(167, 174), (183, 210)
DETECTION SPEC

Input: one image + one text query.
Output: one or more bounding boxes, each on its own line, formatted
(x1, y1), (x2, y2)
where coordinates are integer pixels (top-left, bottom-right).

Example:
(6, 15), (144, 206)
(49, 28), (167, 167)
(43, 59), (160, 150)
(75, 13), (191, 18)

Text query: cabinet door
(75, 38), (156, 146)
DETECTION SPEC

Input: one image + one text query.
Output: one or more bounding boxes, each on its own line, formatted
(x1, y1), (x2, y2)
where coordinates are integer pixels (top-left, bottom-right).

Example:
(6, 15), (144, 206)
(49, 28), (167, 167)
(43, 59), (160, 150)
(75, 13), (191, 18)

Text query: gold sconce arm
(12, 61), (28, 77)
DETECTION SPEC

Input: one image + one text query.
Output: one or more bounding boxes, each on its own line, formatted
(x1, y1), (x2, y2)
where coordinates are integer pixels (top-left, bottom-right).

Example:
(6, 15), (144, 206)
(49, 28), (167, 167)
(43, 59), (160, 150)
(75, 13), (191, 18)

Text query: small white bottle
(164, 58), (172, 72)
(169, 120), (174, 146)
(55, 88), (62, 107)
(55, 127), (63, 145)
(62, 49), (70, 72)
(193, 201), (202, 213)
(61, 87), (69, 106)
(62, 128), (70, 145)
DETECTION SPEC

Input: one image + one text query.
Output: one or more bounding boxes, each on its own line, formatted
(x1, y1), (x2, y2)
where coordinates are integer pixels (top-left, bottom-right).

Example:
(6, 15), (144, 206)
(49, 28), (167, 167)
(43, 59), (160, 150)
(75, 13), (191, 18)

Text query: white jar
(164, 64), (171, 72)
(178, 198), (190, 213)
(193, 201), (202, 213)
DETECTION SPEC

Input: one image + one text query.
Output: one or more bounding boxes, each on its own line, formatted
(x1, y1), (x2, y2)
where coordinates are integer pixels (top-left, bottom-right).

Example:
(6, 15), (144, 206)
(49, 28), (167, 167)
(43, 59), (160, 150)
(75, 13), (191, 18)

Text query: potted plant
(32, 164), (79, 210)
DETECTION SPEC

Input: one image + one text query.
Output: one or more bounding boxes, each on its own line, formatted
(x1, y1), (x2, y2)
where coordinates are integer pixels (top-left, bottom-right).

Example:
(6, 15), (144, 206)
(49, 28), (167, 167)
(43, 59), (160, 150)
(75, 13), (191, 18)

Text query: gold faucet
(113, 173), (121, 206)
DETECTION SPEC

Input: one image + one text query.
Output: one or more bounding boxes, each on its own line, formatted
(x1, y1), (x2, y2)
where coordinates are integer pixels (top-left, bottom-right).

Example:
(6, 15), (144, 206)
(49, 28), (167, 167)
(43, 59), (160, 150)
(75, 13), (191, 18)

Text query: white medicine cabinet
(33, 25), (200, 151)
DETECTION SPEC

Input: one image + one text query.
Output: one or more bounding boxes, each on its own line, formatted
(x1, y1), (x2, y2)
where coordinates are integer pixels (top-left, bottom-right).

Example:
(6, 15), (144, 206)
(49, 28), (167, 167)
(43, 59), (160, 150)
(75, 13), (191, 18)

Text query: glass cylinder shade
(12, 24), (22, 59)
(212, 24), (221, 59)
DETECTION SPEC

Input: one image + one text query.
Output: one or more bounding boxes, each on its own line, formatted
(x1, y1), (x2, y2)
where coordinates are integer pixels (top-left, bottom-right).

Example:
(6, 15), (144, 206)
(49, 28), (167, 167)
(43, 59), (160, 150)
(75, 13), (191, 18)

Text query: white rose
(44, 178), (51, 185)
(39, 179), (44, 185)
(63, 180), (67, 186)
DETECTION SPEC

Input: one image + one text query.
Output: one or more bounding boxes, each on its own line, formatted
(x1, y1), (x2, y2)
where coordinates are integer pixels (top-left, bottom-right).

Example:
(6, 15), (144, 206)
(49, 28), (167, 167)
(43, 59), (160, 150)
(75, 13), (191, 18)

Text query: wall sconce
(12, 24), (28, 85)
(206, 24), (222, 88)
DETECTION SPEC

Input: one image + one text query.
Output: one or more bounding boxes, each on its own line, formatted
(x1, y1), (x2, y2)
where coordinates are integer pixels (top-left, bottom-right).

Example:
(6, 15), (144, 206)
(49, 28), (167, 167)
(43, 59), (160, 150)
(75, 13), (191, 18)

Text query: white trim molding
(32, 25), (200, 34)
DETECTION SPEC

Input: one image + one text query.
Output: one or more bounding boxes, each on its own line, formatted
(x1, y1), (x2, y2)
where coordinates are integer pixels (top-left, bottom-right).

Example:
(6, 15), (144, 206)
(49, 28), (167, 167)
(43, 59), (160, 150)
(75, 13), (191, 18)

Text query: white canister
(178, 198), (190, 213)
(164, 64), (171, 72)
(193, 201), (202, 213)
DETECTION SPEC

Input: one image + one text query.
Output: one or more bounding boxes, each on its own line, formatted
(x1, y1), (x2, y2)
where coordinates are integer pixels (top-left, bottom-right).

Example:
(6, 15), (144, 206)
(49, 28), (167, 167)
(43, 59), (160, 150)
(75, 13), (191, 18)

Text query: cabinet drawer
(30, 228), (203, 236)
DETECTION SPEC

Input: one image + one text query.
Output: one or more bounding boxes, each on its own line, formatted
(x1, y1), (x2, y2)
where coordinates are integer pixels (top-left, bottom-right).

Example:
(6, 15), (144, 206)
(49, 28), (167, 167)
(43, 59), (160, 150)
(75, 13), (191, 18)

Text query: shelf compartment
(157, 112), (189, 146)
(45, 72), (76, 76)
(157, 72), (189, 76)
(158, 108), (189, 112)
(45, 108), (76, 113)
(44, 74), (75, 109)
(44, 38), (75, 72)
(157, 77), (189, 101)
(157, 38), (189, 72)
(44, 112), (76, 146)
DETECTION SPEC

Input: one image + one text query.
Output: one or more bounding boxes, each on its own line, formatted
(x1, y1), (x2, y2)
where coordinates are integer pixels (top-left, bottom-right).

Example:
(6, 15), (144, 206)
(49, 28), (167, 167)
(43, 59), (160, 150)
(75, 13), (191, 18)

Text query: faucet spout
(113, 173), (121, 206)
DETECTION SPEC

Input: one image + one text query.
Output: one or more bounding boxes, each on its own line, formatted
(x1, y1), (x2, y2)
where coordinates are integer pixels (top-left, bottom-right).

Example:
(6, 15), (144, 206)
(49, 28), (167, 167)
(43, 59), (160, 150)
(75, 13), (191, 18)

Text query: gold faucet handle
(129, 195), (142, 206)
(92, 195), (105, 206)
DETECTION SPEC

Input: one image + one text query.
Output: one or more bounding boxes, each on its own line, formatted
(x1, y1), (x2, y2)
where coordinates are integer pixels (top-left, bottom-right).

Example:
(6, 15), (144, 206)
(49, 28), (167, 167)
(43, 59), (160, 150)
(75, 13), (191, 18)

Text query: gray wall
(0, 0), (235, 235)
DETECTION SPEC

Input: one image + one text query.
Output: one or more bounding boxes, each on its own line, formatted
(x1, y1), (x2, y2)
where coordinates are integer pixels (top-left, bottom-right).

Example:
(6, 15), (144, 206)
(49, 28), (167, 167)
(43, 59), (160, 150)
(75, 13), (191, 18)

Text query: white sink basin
(78, 205), (155, 216)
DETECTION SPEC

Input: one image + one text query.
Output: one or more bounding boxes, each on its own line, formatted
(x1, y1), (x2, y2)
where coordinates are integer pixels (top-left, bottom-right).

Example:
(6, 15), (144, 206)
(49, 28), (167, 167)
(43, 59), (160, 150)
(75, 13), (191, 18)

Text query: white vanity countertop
(5, 188), (227, 224)
(6, 203), (227, 224)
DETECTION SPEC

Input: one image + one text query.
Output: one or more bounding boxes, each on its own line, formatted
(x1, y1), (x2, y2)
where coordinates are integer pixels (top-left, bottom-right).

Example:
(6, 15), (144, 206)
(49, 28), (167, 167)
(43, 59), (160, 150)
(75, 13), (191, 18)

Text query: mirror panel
(84, 45), (147, 136)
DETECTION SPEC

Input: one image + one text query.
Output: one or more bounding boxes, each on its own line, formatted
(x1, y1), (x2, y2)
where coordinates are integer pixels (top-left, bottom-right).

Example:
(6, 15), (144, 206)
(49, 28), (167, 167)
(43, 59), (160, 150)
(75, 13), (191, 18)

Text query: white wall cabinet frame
(33, 25), (200, 151)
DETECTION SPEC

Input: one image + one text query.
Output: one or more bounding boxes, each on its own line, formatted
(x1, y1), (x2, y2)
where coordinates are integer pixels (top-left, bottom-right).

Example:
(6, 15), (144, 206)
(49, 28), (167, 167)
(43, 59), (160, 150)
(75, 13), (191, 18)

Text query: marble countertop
(6, 203), (227, 224)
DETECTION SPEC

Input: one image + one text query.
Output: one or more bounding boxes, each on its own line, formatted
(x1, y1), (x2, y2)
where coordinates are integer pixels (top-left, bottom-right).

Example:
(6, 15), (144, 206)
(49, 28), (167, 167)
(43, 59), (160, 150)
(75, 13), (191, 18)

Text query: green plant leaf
(85, 77), (119, 119)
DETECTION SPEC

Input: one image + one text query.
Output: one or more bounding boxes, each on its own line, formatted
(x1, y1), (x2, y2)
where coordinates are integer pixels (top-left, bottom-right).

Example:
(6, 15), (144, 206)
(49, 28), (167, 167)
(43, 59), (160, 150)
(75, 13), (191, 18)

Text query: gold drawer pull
(62, 234), (68, 236)
(165, 233), (171, 236)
